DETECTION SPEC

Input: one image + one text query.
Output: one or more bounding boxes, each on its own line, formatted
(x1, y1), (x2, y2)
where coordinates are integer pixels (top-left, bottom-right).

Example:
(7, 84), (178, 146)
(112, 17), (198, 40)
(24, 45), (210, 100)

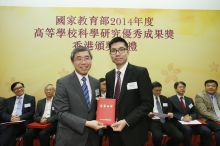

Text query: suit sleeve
(0, 98), (6, 117)
(53, 79), (87, 134)
(195, 93), (218, 121)
(34, 100), (42, 122)
(20, 96), (35, 120)
(124, 68), (153, 127)
(188, 99), (197, 120)
(168, 98), (183, 120)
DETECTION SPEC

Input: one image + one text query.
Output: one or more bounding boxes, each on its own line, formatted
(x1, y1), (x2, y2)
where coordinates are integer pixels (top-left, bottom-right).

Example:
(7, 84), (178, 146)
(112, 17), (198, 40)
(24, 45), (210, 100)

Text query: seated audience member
(0, 82), (35, 146)
(195, 79), (220, 146)
(168, 81), (212, 146)
(148, 81), (183, 146)
(99, 78), (107, 146)
(24, 84), (57, 146)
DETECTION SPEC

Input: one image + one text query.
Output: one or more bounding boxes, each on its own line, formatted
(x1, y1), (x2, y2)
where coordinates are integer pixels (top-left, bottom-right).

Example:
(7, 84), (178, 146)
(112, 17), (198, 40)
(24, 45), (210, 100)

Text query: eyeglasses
(177, 86), (185, 89)
(74, 56), (91, 62)
(153, 89), (162, 92)
(13, 86), (24, 91)
(101, 83), (106, 86)
(110, 47), (128, 55)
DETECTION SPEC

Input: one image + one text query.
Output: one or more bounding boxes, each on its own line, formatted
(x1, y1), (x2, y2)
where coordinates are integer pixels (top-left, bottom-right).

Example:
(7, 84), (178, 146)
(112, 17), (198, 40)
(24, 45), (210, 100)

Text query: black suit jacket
(106, 63), (153, 146)
(0, 97), (6, 122)
(34, 98), (57, 123)
(1, 94), (35, 124)
(151, 95), (171, 121)
(168, 95), (197, 120)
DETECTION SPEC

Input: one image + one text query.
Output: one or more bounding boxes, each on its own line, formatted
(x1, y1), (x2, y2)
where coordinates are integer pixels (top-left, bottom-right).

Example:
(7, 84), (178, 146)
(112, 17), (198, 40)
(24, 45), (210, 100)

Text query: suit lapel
(108, 70), (116, 98)
(88, 75), (96, 110)
(69, 72), (89, 109)
(174, 95), (185, 113)
(119, 63), (133, 103)
(22, 94), (26, 113)
(159, 96), (165, 113)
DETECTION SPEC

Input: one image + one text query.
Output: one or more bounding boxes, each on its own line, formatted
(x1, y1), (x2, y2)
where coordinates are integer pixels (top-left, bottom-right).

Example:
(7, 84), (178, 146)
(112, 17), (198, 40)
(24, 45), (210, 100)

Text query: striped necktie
(82, 77), (90, 108)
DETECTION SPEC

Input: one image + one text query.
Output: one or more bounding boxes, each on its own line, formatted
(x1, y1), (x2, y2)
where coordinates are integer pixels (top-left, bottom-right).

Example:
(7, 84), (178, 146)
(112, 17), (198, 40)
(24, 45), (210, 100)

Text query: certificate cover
(96, 98), (116, 126)
(27, 122), (52, 129)
(0, 120), (26, 126)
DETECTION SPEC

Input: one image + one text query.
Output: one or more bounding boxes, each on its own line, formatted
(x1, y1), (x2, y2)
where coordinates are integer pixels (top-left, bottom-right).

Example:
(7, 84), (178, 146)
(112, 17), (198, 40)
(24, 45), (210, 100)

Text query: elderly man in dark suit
(168, 81), (212, 146)
(23, 84), (57, 146)
(53, 46), (106, 146)
(196, 79), (220, 146)
(0, 82), (35, 146)
(148, 81), (183, 146)
(105, 37), (153, 146)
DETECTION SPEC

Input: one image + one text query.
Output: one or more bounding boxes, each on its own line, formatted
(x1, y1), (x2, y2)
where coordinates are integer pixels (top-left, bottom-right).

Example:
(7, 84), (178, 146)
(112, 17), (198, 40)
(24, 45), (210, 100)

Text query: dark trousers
(23, 122), (57, 146)
(171, 120), (212, 146)
(206, 119), (220, 146)
(149, 119), (183, 146)
(0, 122), (27, 146)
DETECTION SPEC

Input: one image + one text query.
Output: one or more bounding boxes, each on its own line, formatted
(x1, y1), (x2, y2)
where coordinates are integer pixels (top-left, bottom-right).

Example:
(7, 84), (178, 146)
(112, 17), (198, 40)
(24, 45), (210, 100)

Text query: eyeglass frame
(13, 86), (24, 91)
(109, 47), (128, 55)
(74, 56), (91, 62)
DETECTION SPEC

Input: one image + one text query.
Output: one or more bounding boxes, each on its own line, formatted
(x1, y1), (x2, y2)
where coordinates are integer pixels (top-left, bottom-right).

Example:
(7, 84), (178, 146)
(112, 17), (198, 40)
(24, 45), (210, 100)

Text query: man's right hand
(85, 120), (106, 131)
(148, 112), (155, 118)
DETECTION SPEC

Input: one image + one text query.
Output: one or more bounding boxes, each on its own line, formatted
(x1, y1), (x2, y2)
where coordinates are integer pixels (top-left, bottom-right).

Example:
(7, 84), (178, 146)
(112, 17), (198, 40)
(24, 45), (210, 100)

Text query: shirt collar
(16, 94), (25, 99)
(115, 62), (128, 75)
(75, 71), (89, 81)
(177, 94), (184, 100)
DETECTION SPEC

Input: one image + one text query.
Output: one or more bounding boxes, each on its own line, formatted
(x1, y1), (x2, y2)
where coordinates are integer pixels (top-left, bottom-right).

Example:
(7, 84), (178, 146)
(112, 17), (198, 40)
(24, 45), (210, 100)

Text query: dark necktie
(81, 77), (90, 108)
(156, 97), (165, 123)
(180, 97), (186, 113)
(114, 71), (121, 121)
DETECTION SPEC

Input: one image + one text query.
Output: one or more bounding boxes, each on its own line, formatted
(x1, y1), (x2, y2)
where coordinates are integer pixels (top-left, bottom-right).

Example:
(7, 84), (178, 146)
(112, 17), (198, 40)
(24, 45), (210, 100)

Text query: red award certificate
(96, 98), (116, 126)
(27, 122), (52, 129)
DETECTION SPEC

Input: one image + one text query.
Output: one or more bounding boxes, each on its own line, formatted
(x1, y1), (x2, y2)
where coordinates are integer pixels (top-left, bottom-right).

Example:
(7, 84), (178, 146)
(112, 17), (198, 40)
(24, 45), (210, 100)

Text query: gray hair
(44, 84), (55, 91)
(70, 46), (93, 61)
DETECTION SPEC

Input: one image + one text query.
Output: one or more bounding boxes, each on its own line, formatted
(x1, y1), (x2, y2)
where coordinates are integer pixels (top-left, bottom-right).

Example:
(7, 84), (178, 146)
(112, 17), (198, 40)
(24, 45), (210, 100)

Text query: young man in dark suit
(0, 82), (35, 146)
(53, 46), (105, 146)
(148, 81), (183, 146)
(23, 84), (57, 146)
(105, 37), (153, 146)
(168, 81), (212, 146)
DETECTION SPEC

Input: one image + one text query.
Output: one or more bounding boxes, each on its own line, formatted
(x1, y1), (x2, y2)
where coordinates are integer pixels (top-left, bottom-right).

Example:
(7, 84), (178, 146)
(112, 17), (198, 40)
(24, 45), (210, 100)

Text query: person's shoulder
(160, 95), (168, 99)
(58, 72), (72, 81)
(37, 98), (46, 103)
(25, 94), (35, 99)
(0, 97), (6, 101)
(106, 69), (115, 76)
(88, 75), (99, 82)
(168, 95), (176, 100)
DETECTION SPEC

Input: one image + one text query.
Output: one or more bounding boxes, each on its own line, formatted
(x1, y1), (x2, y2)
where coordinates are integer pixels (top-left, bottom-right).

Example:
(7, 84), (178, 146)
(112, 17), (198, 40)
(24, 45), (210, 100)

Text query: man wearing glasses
(0, 82), (35, 146)
(168, 81), (212, 146)
(105, 37), (153, 146)
(53, 46), (105, 146)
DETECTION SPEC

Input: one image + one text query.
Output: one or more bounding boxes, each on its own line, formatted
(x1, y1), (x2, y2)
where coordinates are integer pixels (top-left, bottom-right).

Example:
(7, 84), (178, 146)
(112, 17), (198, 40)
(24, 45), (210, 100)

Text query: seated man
(148, 81), (183, 146)
(168, 81), (212, 146)
(0, 82), (35, 146)
(195, 79), (220, 146)
(24, 84), (57, 146)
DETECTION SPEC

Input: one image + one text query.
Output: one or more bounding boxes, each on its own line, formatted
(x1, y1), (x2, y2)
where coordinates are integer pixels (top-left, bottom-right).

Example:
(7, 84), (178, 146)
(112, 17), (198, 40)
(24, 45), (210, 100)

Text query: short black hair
(11, 82), (24, 91)
(70, 45), (93, 61)
(99, 78), (106, 83)
(205, 79), (218, 87)
(152, 81), (162, 89)
(174, 81), (186, 89)
(108, 37), (128, 49)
